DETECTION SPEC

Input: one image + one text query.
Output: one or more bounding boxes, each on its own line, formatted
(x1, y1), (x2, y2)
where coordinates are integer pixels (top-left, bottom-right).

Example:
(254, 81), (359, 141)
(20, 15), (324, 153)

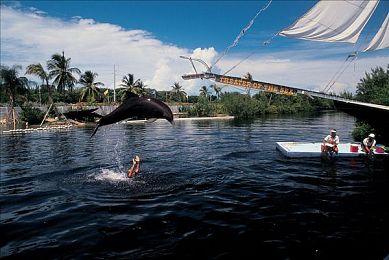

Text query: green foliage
(20, 104), (45, 124)
(79, 70), (103, 103)
(0, 65), (29, 106)
(355, 66), (389, 105)
(48, 52), (81, 93)
(182, 97), (226, 117)
(170, 82), (187, 102)
(178, 92), (334, 119)
(221, 93), (260, 118)
(189, 97), (215, 117)
(52, 89), (81, 103)
(188, 96), (198, 103)
(351, 121), (372, 142)
(25, 63), (52, 103)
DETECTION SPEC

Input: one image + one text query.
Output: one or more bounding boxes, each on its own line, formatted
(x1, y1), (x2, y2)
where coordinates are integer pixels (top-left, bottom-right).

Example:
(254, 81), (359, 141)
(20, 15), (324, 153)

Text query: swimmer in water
(127, 155), (140, 177)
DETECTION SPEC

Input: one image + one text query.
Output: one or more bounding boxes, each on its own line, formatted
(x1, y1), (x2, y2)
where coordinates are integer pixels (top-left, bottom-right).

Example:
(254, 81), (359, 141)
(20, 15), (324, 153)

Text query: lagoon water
(1, 111), (388, 259)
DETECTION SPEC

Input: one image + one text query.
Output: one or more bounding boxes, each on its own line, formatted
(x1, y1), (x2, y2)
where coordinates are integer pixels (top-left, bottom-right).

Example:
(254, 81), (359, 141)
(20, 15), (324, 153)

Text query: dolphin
(91, 93), (174, 137)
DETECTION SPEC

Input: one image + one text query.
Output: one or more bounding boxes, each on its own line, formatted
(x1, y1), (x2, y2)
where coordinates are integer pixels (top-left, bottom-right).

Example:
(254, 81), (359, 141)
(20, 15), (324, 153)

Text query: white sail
(364, 13), (389, 51)
(279, 1), (379, 43)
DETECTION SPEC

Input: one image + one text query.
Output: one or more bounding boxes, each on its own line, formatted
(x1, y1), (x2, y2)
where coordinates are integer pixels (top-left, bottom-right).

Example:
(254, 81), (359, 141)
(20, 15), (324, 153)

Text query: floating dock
(1, 125), (73, 134)
(276, 142), (388, 158)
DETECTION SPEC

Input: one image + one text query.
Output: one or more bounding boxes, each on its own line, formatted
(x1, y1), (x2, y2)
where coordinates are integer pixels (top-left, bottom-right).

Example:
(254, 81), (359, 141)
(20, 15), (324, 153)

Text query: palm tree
(47, 51), (80, 93)
(79, 71), (104, 103)
(133, 80), (148, 96)
(119, 73), (141, 101)
(211, 84), (222, 100)
(0, 65), (29, 128)
(199, 85), (209, 98)
(170, 82), (187, 102)
(25, 63), (53, 103)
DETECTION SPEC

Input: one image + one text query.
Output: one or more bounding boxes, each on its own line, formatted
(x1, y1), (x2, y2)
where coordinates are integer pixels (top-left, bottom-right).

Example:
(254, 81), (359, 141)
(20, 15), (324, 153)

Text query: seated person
(361, 133), (376, 154)
(127, 155), (140, 177)
(321, 129), (339, 154)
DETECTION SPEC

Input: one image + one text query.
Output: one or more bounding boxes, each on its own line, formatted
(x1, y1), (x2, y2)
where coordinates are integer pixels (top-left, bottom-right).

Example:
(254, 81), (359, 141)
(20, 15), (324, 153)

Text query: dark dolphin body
(91, 94), (174, 137)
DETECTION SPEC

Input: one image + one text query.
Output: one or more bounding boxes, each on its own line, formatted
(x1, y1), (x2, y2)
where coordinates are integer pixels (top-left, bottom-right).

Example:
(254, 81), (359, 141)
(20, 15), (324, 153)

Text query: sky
(1, 1), (388, 95)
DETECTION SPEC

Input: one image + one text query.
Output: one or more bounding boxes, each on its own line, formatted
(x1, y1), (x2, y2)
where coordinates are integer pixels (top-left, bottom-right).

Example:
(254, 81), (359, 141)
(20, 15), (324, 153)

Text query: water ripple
(1, 112), (389, 259)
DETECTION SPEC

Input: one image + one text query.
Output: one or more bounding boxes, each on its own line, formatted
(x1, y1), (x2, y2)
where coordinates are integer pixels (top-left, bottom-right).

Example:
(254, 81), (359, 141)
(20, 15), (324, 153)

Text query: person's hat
(134, 155), (140, 162)
(368, 133), (375, 138)
(330, 129), (337, 133)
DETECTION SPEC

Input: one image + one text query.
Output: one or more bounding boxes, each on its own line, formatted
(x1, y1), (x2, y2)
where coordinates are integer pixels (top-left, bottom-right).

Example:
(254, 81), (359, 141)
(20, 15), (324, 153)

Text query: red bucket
(350, 144), (359, 153)
(375, 145), (385, 154)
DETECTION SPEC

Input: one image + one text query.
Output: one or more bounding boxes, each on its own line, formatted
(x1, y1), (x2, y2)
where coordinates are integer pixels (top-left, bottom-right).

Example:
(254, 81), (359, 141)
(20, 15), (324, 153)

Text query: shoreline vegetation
(0, 52), (388, 143)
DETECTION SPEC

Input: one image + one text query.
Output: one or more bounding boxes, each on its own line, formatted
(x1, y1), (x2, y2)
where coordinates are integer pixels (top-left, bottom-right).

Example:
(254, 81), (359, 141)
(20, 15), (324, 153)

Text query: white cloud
(1, 5), (388, 97)
(0, 5), (198, 93)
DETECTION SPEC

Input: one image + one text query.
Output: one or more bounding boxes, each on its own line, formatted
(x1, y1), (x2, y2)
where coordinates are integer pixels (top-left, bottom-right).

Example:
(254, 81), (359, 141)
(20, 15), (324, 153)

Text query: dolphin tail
(90, 124), (100, 137)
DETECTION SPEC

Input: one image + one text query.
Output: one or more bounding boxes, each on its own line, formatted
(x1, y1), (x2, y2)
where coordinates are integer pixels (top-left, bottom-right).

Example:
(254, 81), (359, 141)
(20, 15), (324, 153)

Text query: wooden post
(40, 103), (53, 127)
(12, 107), (16, 130)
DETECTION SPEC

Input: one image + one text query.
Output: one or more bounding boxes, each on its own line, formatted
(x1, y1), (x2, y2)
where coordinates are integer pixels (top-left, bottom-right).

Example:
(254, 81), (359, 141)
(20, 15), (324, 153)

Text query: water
(1, 111), (388, 259)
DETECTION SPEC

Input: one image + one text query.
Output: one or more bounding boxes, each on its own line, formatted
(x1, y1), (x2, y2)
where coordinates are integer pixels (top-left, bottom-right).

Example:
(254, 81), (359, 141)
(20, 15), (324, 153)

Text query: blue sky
(1, 1), (388, 94)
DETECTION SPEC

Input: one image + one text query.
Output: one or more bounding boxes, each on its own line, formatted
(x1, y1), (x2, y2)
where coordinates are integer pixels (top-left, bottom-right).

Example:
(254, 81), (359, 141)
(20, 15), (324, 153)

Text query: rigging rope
(209, 0), (273, 71)
(322, 17), (382, 94)
(322, 52), (358, 93)
(222, 51), (256, 76)
(222, 28), (282, 76)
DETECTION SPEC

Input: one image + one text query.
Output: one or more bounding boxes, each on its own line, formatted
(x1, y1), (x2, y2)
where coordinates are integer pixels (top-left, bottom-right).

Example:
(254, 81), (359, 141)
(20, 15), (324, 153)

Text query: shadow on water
(1, 111), (389, 259)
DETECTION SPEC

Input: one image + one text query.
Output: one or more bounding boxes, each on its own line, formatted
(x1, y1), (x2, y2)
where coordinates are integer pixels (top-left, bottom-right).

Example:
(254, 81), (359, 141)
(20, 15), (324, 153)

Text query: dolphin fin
(90, 124), (100, 137)
(146, 118), (157, 123)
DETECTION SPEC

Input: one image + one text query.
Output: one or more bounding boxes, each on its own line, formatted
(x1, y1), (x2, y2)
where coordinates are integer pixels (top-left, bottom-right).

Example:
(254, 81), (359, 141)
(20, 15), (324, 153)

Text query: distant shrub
(221, 93), (260, 118)
(352, 121), (373, 142)
(20, 104), (45, 124)
(181, 97), (226, 117)
(189, 97), (215, 117)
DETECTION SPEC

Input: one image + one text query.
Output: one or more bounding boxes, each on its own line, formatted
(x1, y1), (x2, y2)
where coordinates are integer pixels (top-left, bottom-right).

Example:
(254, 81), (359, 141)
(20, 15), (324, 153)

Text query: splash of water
(94, 168), (128, 182)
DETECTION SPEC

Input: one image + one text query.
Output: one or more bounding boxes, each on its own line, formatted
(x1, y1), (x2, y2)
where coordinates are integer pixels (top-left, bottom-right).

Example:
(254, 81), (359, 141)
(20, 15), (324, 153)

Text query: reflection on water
(1, 111), (388, 259)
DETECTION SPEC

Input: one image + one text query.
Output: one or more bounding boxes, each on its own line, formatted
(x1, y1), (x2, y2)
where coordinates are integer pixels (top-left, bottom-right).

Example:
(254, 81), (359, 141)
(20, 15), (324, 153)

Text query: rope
(222, 51), (256, 76)
(322, 22), (376, 94)
(210, 0), (273, 71)
(322, 53), (358, 93)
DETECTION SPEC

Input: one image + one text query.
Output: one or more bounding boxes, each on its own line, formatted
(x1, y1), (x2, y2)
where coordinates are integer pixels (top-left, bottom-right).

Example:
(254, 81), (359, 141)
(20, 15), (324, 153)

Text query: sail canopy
(279, 1), (379, 43)
(364, 13), (389, 51)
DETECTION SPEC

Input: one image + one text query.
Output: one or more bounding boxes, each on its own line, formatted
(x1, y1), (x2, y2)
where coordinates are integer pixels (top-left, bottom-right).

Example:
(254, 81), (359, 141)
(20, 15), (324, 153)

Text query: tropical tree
(47, 52), (80, 93)
(170, 82), (187, 102)
(25, 63), (53, 103)
(199, 85), (209, 98)
(133, 80), (148, 96)
(0, 65), (29, 106)
(355, 65), (389, 105)
(211, 84), (222, 100)
(79, 71), (104, 103)
(119, 73), (141, 101)
(0, 65), (29, 128)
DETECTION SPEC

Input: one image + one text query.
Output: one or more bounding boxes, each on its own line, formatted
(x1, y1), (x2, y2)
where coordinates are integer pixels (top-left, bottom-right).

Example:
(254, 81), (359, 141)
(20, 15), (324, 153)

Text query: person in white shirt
(321, 129), (339, 154)
(361, 133), (376, 154)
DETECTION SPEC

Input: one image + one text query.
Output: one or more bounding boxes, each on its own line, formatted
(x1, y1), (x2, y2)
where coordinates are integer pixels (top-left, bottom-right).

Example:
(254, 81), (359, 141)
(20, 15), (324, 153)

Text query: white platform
(276, 142), (388, 158)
